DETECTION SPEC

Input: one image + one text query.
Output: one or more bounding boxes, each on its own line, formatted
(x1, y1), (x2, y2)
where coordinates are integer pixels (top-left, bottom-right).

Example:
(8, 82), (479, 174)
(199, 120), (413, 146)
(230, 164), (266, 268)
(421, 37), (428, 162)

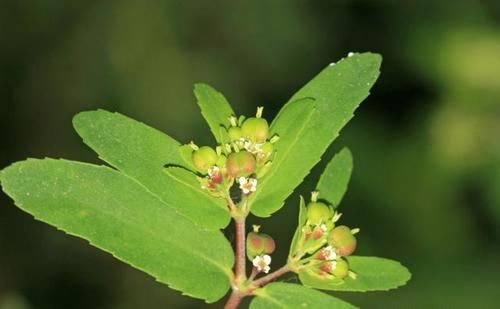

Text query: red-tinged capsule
(226, 151), (256, 177)
(328, 225), (357, 256)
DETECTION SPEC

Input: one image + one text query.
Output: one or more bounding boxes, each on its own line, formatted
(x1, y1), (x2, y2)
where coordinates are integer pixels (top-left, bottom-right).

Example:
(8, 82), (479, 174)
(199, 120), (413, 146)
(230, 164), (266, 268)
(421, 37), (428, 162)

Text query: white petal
(252, 256), (261, 268)
(238, 177), (247, 184)
(262, 254), (272, 264)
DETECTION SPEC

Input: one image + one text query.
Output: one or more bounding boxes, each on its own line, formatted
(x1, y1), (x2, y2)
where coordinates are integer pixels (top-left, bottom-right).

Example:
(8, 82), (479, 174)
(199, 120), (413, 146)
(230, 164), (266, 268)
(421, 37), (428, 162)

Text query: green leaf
(289, 195), (307, 256)
(178, 144), (197, 172)
(73, 110), (230, 230)
(194, 83), (235, 144)
(299, 256), (411, 292)
(250, 283), (357, 309)
(316, 147), (353, 208)
(250, 53), (381, 217)
(249, 97), (316, 217)
(0, 159), (233, 302)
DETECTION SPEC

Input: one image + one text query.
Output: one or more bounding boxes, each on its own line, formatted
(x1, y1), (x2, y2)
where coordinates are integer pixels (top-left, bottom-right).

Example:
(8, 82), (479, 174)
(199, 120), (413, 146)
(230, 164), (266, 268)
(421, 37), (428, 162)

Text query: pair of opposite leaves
(0, 53), (409, 306)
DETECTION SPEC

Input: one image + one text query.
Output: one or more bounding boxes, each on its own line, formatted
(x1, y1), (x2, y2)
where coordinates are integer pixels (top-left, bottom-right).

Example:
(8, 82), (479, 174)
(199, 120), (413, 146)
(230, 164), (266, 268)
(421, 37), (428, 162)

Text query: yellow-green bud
(307, 202), (333, 225)
(241, 118), (269, 143)
(228, 126), (243, 141)
(332, 258), (349, 279)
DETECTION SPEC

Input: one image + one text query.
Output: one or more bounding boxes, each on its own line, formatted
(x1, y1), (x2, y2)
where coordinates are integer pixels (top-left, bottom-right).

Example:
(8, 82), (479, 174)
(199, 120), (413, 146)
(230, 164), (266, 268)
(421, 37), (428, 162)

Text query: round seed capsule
(192, 146), (217, 172)
(332, 258), (349, 279)
(241, 118), (269, 143)
(226, 151), (256, 177)
(328, 225), (357, 256)
(307, 202), (332, 225)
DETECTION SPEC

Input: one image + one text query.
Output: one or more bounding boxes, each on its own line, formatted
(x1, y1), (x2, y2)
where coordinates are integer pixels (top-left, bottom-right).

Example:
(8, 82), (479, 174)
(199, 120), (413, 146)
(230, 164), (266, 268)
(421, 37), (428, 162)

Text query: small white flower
(319, 224), (328, 232)
(252, 254), (271, 273)
(238, 177), (257, 194)
(243, 140), (263, 154)
(207, 166), (220, 177)
(323, 246), (337, 261)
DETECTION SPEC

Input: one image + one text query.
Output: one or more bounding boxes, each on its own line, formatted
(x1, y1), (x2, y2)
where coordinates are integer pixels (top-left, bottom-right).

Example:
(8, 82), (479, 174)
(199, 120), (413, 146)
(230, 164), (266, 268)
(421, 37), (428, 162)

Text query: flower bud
(328, 225), (357, 256)
(192, 146), (217, 172)
(226, 151), (256, 177)
(228, 126), (243, 141)
(332, 258), (349, 279)
(241, 118), (269, 143)
(307, 202), (333, 225)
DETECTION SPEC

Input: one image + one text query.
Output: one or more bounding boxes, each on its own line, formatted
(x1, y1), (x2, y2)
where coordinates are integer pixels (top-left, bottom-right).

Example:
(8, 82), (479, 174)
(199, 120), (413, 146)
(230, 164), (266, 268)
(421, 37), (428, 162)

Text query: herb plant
(0, 52), (410, 308)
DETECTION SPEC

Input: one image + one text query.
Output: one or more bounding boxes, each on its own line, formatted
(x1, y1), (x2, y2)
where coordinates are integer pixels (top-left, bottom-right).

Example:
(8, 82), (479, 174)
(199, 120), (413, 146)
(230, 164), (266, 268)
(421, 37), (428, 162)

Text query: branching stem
(250, 264), (291, 288)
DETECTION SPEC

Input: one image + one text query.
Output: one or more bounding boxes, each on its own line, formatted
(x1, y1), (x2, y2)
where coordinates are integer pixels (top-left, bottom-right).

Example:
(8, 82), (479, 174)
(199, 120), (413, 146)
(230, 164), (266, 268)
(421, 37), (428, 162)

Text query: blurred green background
(1, 1), (500, 308)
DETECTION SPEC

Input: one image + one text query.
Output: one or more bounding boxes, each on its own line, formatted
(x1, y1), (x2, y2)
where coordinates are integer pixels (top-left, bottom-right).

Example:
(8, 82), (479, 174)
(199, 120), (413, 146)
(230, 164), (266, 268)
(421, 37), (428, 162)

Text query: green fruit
(241, 117), (269, 143)
(307, 202), (332, 225)
(226, 151), (256, 177)
(329, 226), (357, 256)
(192, 146), (217, 172)
(228, 126), (243, 141)
(332, 259), (349, 279)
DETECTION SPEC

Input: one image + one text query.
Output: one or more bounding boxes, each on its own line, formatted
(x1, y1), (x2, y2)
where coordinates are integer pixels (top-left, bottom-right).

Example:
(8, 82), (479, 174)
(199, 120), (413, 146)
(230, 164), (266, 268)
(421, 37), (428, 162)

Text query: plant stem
(224, 290), (244, 309)
(250, 264), (291, 288)
(234, 217), (246, 282)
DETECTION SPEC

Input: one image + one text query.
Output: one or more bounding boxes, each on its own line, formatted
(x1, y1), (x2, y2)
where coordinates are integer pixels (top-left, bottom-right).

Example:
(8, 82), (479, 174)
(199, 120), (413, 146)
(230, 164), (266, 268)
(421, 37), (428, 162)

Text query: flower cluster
(294, 192), (359, 281)
(189, 107), (277, 198)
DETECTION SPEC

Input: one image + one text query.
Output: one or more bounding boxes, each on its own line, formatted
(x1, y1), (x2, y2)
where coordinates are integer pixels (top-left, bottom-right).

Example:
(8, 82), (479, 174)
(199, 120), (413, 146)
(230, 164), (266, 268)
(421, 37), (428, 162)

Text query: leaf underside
(250, 53), (382, 217)
(316, 147), (353, 208)
(299, 256), (411, 292)
(0, 159), (234, 302)
(250, 282), (357, 309)
(73, 109), (230, 230)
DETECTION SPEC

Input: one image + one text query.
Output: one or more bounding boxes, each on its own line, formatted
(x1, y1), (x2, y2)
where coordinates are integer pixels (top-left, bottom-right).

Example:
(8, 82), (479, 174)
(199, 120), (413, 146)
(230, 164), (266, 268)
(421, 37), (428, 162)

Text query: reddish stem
(224, 291), (244, 309)
(234, 218), (246, 282)
(251, 265), (291, 288)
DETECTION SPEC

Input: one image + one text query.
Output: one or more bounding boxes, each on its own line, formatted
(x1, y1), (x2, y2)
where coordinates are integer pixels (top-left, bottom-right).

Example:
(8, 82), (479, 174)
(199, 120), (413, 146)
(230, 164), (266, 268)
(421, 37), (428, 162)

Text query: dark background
(1, 1), (500, 308)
